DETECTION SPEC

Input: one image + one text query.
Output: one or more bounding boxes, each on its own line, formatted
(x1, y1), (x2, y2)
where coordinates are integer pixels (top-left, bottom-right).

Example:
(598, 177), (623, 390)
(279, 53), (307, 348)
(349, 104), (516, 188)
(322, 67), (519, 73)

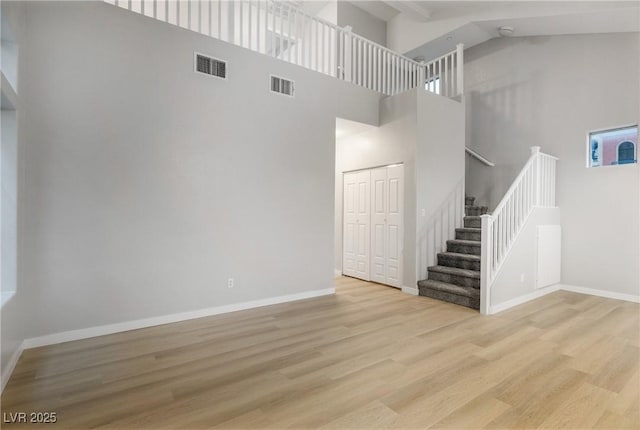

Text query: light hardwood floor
(2, 277), (638, 429)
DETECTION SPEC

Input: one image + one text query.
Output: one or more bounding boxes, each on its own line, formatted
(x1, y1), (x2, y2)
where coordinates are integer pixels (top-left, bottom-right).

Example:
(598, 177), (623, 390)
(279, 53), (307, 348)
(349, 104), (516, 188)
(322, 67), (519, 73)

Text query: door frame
(340, 162), (404, 288)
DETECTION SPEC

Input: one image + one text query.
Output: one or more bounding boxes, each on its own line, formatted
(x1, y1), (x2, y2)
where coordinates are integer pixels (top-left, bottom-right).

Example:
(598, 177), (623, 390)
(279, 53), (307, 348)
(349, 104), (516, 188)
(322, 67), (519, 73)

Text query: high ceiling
(344, 1), (640, 58)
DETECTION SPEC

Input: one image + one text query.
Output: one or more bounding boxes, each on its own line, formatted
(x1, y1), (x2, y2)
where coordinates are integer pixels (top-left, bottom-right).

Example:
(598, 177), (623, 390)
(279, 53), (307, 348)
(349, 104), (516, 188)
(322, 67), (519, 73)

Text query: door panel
(370, 168), (387, 284)
(385, 165), (403, 287)
(342, 173), (359, 278)
(342, 165), (402, 287)
(343, 170), (370, 281)
(354, 171), (370, 280)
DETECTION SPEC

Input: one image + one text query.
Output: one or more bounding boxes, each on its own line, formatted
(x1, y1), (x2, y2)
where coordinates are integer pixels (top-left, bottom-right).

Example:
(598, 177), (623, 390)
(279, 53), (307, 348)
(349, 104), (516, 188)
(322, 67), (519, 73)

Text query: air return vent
(270, 75), (294, 97)
(195, 53), (226, 79)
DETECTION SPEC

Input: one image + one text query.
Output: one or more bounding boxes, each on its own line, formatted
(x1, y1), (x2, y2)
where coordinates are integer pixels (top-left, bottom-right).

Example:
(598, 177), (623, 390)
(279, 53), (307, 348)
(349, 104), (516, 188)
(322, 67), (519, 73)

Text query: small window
(425, 76), (440, 94)
(587, 125), (637, 167)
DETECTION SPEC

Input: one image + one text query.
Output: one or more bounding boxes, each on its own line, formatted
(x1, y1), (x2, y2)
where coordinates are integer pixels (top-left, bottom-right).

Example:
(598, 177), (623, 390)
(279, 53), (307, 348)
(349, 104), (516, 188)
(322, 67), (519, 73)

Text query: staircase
(417, 196), (486, 310)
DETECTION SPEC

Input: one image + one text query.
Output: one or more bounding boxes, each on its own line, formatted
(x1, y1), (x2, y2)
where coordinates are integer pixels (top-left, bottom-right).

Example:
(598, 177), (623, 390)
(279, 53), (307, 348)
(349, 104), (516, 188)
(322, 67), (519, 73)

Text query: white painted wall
(490, 207), (562, 307)
(335, 90), (416, 288)
(338, 1), (386, 47)
(1, 0), (381, 381)
(415, 91), (465, 281)
(0, 0), (26, 391)
(465, 33), (639, 297)
(335, 88), (466, 290)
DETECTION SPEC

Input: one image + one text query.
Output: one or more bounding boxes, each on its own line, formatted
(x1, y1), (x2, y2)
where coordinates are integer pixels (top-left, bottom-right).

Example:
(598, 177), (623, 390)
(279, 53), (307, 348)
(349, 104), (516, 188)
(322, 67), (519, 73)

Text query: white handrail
(350, 32), (421, 66)
(479, 146), (558, 314)
(465, 147), (495, 167)
(104, 0), (464, 99)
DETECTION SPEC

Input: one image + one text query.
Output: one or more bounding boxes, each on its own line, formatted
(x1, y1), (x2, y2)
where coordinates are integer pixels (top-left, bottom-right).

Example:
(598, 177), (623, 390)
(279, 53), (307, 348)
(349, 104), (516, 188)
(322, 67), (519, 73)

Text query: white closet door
(342, 172), (359, 278)
(343, 170), (370, 280)
(385, 165), (403, 287)
(370, 168), (387, 284)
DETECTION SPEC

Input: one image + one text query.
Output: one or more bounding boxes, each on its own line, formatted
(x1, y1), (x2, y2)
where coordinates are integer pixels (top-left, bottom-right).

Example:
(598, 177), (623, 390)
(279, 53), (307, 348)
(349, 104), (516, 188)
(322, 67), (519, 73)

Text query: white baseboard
(490, 285), (560, 314)
(1, 341), (24, 393)
(402, 286), (419, 296)
(334, 269), (342, 278)
(558, 284), (640, 303)
(23, 287), (335, 350)
(489, 283), (640, 315)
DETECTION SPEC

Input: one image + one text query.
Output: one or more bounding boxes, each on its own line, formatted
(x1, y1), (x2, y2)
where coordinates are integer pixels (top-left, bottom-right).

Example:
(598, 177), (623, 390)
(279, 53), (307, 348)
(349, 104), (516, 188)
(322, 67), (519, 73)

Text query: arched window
(618, 141), (636, 165)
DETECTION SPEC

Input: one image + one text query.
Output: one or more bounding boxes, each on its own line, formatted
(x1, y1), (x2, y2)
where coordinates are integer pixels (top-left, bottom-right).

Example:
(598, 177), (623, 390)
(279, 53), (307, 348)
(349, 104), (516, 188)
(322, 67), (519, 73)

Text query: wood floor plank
(1, 278), (638, 429)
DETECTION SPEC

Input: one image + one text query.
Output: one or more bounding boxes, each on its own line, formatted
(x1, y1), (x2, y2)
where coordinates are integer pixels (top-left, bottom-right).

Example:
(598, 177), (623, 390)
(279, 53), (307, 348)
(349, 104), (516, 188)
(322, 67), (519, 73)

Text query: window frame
(586, 124), (638, 168)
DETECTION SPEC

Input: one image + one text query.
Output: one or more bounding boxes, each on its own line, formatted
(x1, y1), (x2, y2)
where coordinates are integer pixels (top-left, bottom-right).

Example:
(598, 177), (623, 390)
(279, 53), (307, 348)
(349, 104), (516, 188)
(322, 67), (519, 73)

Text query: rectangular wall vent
(270, 75), (294, 97)
(195, 53), (226, 79)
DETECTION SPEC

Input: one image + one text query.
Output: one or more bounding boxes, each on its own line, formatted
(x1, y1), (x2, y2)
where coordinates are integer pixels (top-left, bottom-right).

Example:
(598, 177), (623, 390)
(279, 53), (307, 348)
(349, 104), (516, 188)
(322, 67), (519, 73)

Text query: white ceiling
(301, 1), (639, 60)
(350, 1), (400, 21)
(404, 2), (639, 61)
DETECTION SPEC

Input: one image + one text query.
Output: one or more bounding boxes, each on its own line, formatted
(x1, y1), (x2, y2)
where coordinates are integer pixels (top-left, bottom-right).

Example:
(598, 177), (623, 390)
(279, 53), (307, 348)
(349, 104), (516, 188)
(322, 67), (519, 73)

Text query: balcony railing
(105, 0), (463, 98)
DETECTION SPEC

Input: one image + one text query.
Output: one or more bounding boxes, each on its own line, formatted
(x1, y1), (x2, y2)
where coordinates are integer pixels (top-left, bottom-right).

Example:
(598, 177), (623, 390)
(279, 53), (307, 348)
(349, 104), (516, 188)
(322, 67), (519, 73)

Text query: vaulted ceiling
(347, 1), (640, 58)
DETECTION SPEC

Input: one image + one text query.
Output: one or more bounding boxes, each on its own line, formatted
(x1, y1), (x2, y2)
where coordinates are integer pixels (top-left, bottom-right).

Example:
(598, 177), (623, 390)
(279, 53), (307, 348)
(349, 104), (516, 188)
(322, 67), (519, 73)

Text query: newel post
(480, 214), (492, 315)
(418, 61), (426, 91)
(344, 26), (353, 83)
(456, 43), (464, 97)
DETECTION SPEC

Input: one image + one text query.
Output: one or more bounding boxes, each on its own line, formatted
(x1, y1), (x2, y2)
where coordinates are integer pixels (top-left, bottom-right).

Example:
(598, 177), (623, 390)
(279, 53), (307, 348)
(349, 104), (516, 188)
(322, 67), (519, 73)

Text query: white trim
(489, 284), (560, 314)
(558, 284), (640, 303)
(342, 162), (404, 174)
(334, 269), (342, 278)
(488, 283), (640, 315)
(22, 288), (335, 350)
(1, 341), (24, 393)
(402, 285), (419, 296)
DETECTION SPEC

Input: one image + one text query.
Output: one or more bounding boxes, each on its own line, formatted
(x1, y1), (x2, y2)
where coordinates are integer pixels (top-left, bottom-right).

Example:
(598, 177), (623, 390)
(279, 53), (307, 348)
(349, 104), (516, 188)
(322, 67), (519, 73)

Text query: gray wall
(465, 33), (639, 297)
(0, 0), (27, 389)
(338, 1), (387, 47)
(335, 90), (417, 288)
(2, 0), (380, 378)
(416, 91), (465, 280)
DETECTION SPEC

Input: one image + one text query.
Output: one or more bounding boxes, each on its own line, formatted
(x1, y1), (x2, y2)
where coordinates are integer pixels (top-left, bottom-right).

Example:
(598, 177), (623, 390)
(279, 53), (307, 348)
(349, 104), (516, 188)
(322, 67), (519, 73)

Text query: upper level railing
(105, 0), (464, 98)
(479, 146), (558, 314)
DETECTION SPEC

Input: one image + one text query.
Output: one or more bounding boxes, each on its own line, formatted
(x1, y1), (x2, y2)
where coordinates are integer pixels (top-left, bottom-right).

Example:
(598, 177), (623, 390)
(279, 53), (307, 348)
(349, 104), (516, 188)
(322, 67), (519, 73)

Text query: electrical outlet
(228, 278), (234, 288)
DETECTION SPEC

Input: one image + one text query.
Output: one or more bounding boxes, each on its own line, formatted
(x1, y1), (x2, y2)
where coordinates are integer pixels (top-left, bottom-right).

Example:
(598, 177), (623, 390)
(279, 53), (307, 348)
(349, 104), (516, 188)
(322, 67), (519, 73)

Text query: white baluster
(288, 5), (293, 63)
(480, 214), (492, 315)
(248, 1), (253, 49)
